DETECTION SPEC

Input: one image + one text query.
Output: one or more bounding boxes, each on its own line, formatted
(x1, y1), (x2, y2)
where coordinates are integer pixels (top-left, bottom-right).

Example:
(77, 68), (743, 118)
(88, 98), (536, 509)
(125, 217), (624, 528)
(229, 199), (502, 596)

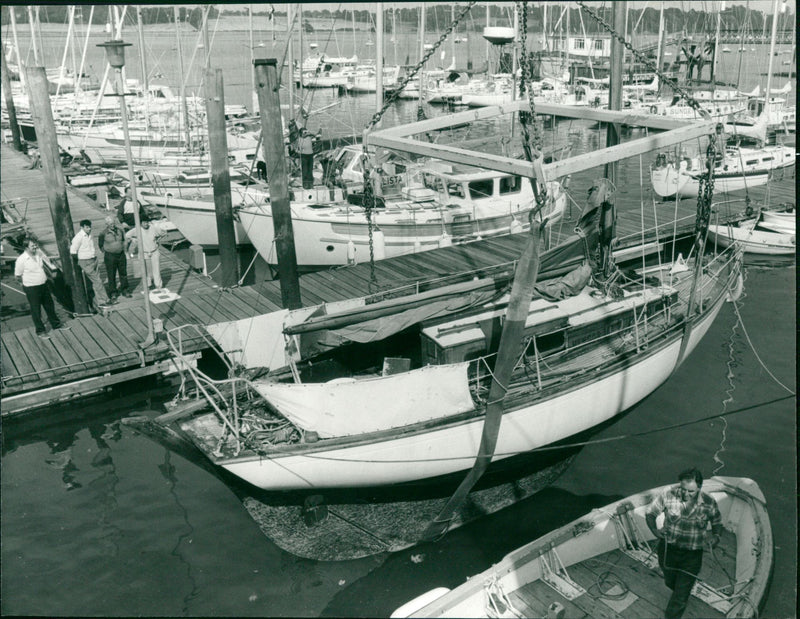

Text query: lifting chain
(515, 1), (548, 216)
(360, 1), (478, 291)
(695, 127), (719, 238)
(575, 1), (712, 120)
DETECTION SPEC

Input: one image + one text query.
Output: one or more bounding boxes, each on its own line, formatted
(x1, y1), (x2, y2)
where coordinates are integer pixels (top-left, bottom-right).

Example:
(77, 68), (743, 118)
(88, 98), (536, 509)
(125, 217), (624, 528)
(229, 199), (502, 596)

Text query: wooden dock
(0, 142), (794, 415)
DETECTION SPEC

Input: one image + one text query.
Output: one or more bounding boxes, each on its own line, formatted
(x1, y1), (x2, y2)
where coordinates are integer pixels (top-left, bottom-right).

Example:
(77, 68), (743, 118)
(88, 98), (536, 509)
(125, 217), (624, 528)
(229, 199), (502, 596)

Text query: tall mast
(55, 6), (75, 99)
(655, 1), (665, 75)
(173, 7), (190, 150)
(711, 1), (723, 84)
(76, 6), (96, 98)
(249, 5), (257, 114)
(564, 2), (570, 79)
(9, 8), (24, 88)
(287, 4), (294, 117)
(392, 4), (397, 67)
(376, 2), (384, 113)
(298, 4), (304, 103)
(450, 3), (456, 68)
(485, 3), (490, 70)
(136, 6), (150, 130)
(418, 3), (426, 107)
(764, 0), (780, 115)
(27, 7), (41, 66)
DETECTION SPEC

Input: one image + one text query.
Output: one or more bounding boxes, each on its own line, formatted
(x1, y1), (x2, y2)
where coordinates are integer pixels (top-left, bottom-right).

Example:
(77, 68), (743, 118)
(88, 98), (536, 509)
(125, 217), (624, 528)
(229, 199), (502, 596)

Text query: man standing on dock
(70, 220), (115, 312)
(125, 218), (165, 291)
(299, 128), (315, 189)
(98, 216), (131, 301)
(646, 467), (723, 619)
(14, 238), (69, 338)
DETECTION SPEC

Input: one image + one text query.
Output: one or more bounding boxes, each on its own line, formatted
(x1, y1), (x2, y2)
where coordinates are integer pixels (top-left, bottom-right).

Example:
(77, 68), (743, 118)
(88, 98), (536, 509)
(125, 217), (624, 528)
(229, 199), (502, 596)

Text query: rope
(730, 286), (795, 395)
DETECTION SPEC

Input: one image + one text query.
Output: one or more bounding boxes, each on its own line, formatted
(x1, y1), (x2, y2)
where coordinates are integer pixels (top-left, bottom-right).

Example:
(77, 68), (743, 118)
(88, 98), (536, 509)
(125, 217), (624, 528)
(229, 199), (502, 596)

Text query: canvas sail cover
(252, 363), (475, 438)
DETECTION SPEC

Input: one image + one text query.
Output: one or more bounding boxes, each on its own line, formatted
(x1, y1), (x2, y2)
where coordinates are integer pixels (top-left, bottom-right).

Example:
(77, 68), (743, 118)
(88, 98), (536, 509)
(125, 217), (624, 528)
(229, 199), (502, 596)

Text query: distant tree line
(5, 4), (794, 37)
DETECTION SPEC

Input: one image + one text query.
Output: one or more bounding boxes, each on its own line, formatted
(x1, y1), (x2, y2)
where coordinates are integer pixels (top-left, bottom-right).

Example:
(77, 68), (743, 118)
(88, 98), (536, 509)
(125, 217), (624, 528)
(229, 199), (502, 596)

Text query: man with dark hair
(70, 219), (115, 311)
(646, 467), (723, 619)
(14, 238), (69, 337)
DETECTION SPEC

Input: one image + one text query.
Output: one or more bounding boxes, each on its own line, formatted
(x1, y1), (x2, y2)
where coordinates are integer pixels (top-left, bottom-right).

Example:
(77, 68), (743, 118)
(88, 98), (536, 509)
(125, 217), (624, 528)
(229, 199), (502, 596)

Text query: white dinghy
(392, 477), (772, 619)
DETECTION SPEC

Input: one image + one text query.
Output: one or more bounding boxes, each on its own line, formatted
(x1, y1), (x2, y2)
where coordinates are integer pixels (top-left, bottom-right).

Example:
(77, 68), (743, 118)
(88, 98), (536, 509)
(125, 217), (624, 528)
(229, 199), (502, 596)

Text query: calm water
(3, 16), (797, 619)
(1, 262), (795, 617)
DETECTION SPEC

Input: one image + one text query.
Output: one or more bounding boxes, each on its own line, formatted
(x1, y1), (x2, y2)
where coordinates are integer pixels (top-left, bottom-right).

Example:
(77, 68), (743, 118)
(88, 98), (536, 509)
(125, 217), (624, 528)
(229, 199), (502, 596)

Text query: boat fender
(509, 218), (524, 234)
(438, 233), (453, 248)
(373, 229), (386, 260)
(650, 105), (658, 114)
(346, 240), (357, 264)
(726, 272), (744, 303)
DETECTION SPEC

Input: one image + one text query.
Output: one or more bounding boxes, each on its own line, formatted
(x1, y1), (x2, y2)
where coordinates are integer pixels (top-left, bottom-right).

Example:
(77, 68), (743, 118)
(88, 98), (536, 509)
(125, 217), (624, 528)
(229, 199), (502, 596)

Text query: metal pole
(1, 46), (24, 151)
(9, 7), (25, 89)
(136, 6), (150, 131)
(25, 66), (89, 314)
(114, 67), (156, 347)
(764, 0), (780, 116)
(254, 58), (302, 309)
(204, 68), (239, 287)
(376, 2), (384, 113)
(605, 0), (626, 184)
(286, 4), (294, 117)
(27, 7), (41, 66)
(173, 7), (191, 151)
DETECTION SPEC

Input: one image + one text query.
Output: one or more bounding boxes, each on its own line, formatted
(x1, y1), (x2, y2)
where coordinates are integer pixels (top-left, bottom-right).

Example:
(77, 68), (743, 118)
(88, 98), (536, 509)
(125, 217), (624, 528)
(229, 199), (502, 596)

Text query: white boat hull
(651, 164), (771, 198)
(215, 294), (724, 490)
(708, 221), (796, 255)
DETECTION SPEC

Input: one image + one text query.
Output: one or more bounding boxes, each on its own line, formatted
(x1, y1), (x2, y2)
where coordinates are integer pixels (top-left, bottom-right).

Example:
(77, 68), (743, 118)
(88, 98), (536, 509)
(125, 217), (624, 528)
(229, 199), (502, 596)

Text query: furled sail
(252, 363), (474, 437)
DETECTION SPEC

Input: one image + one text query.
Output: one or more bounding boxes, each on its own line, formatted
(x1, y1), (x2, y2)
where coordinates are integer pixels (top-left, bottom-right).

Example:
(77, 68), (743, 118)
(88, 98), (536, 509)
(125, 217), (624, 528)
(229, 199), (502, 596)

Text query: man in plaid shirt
(646, 467), (723, 618)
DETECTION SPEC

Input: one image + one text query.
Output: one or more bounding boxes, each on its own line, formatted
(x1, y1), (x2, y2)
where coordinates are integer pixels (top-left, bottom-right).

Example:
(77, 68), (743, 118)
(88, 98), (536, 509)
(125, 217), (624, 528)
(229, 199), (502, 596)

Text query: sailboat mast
(711, 1), (723, 84)
(286, 4), (294, 117)
(376, 2), (384, 113)
(27, 7), (41, 66)
(298, 4), (304, 103)
(173, 7), (190, 150)
(451, 3), (456, 68)
(76, 6), (95, 98)
(418, 3), (426, 108)
(136, 6), (150, 130)
(55, 6), (75, 99)
(8, 8), (24, 88)
(485, 3), (490, 70)
(764, 0), (779, 113)
(249, 5), (257, 114)
(736, 0), (748, 87)
(655, 1), (665, 75)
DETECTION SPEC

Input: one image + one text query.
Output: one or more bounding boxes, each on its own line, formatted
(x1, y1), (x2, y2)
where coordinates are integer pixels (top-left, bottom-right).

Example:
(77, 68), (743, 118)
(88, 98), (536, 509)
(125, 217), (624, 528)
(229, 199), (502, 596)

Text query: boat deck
(508, 530), (736, 619)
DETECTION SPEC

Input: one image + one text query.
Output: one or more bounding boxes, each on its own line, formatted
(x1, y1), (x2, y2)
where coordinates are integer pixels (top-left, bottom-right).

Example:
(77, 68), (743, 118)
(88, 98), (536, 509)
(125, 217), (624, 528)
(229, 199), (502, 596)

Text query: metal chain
(575, 1), (712, 120)
(360, 1), (478, 291)
(515, 1), (548, 213)
(695, 128), (719, 236)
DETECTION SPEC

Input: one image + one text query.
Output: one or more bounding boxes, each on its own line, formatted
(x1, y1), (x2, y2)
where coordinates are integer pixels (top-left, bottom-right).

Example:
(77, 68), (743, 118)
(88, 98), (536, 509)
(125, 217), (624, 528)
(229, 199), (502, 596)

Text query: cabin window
(499, 176), (521, 195)
(745, 159), (758, 165)
(447, 182), (466, 198)
(594, 39), (604, 51)
(761, 157), (773, 162)
(468, 179), (494, 200)
(575, 39), (585, 50)
(526, 331), (565, 357)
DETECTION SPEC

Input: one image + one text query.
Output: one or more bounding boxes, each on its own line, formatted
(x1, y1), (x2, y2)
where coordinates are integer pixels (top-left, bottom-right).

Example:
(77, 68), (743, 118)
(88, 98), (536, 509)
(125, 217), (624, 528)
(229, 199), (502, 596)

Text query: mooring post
(204, 68), (239, 287)
(253, 58), (302, 309)
(605, 0), (626, 184)
(1, 47), (23, 151)
(25, 66), (89, 314)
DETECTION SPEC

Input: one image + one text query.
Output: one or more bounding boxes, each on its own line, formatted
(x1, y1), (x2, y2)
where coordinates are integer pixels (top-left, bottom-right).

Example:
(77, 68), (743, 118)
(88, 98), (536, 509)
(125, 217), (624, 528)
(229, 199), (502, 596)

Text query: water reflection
(159, 450), (200, 614)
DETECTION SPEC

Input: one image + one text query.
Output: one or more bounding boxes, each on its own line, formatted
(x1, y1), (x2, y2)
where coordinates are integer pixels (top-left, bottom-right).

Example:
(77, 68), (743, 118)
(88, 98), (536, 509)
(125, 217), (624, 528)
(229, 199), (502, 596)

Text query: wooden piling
(204, 68), (239, 287)
(253, 58), (302, 309)
(25, 66), (89, 314)
(604, 0), (626, 184)
(1, 46), (23, 151)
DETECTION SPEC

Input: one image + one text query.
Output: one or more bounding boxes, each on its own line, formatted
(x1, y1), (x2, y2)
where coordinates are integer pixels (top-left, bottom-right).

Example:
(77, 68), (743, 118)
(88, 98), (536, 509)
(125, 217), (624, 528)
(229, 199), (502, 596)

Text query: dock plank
(1, 338), (21, 380)
(14, 330), (56, 377)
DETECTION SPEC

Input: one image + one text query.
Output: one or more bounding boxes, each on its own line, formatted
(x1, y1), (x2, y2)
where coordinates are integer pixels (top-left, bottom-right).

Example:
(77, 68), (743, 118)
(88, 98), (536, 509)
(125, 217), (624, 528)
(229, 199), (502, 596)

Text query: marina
(1, 2), (796, 618)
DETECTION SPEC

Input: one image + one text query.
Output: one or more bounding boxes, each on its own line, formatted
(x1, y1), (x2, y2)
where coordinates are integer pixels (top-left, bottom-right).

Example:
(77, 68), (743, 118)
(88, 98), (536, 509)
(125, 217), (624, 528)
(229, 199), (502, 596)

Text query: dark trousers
(657, 538), (704, 619)
(104, 251), (129, 295)
(301, 153), (314, 189)
(24, 283), (61, 334)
